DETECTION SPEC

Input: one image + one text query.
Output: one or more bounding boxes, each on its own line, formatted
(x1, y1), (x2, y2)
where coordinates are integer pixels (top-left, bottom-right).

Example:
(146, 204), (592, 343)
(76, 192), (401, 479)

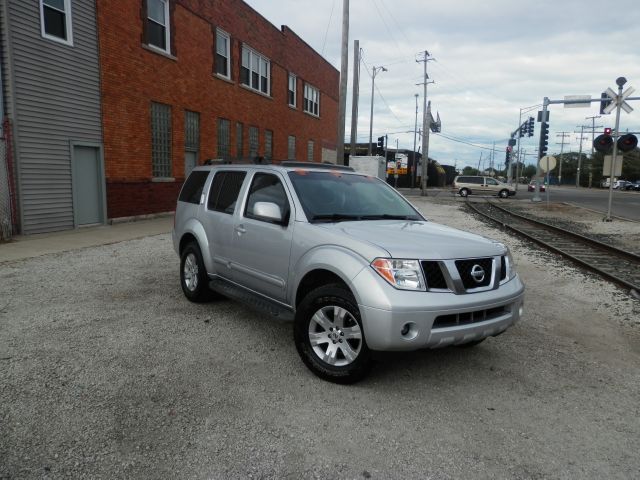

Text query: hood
(318, 220), (505, 260)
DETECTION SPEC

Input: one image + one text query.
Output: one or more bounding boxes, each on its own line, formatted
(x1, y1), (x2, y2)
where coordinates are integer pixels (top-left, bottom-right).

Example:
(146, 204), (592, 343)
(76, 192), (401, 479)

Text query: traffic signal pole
(605, 81), (625, 222)
(533, 98), (549, 202)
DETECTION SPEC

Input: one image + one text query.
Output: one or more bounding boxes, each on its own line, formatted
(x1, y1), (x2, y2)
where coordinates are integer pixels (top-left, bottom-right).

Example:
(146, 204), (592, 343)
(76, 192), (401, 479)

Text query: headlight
(504, 249), (517, 281)
(371, 258), (426, 291)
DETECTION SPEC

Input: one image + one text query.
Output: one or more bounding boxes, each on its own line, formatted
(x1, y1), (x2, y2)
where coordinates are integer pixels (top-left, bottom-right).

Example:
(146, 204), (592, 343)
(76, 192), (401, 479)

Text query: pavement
(0, 215), (173, 263)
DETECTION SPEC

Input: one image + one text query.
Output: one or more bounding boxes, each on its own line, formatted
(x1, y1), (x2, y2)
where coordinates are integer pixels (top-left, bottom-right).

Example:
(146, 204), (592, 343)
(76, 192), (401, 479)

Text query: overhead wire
(321, 0), (336, 56)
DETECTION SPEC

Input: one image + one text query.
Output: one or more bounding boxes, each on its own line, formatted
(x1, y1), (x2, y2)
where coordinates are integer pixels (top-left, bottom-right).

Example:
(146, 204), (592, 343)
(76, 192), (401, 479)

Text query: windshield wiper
(359, 214), (420, 220)
(310, 213), (362, 223)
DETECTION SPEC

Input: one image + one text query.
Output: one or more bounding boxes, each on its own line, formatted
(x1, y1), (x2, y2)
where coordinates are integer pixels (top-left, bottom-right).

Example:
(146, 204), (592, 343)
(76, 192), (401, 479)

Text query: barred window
(287, 135), (296, 160)
(304, 84), (320, 116)
(236, 122), (244, 160)
(184, 110), (199, 175)
(217, 118), (231, 161)
(151, 102), (172, 178)
(249, 126), (259, 160)
(264, 130), (273, 162)
(307, 140), (314, 162)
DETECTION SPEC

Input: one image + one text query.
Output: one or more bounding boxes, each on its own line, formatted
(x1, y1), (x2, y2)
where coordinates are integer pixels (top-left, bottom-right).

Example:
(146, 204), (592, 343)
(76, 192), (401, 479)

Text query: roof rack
(280, 161), (354, 172)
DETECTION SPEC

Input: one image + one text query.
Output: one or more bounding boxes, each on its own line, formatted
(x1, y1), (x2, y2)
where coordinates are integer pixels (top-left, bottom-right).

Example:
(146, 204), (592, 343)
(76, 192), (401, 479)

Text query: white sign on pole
(539, 156), (556, 172)
(603, 155), (623, 177)
(564, 95), (591, 108)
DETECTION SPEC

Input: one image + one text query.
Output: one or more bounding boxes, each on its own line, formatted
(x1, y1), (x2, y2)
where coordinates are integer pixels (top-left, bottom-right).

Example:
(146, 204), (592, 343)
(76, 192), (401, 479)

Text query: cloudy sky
(245, 0), (640, 169)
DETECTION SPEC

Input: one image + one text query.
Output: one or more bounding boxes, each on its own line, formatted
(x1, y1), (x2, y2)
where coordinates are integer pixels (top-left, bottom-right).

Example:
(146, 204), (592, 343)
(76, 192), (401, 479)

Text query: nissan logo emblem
(470, 264), (485, 283)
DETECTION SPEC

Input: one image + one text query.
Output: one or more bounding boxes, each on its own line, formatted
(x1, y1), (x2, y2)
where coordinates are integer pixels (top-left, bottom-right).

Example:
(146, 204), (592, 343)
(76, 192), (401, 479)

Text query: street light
(368, 66), (387, 155)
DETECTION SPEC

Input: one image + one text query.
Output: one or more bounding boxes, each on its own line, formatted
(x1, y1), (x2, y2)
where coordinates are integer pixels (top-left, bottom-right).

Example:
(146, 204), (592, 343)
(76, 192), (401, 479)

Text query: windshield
(287, 170), (423, 223)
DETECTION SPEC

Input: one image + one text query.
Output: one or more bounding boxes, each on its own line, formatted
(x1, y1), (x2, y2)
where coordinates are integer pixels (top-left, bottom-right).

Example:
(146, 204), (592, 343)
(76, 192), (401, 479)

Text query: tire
(499, 189), (509, 198)
(180, 242), (214, 302)
(459, 188), (469, 197)
(294, 284), (371, 384)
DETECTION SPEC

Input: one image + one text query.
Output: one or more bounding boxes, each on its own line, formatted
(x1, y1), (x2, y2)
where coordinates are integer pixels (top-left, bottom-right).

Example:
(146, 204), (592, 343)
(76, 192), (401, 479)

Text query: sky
(244, 0), (640, 170)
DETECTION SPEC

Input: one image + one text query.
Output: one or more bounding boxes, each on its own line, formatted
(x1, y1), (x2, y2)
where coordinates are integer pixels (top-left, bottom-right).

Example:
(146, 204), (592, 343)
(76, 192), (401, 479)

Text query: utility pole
(555, 132), (570, 184)
(574, 125), (587, 187)
(336, 0), (349, 165)
(416, 50), (434, 195)
(349, 40), (360, 160)
(367, 65), (387, 155)
(582, 115), (602, 187)
(412, 93), (419, 188)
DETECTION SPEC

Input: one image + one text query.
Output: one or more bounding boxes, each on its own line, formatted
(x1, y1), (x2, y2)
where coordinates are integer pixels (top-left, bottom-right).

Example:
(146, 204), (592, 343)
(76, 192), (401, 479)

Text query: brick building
(0, 0), (338, 235)
(98, 0), (340, 219)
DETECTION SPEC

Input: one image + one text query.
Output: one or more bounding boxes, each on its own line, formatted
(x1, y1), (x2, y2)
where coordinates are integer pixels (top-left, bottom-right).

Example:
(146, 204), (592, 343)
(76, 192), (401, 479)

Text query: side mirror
(253, 202), (283, 223)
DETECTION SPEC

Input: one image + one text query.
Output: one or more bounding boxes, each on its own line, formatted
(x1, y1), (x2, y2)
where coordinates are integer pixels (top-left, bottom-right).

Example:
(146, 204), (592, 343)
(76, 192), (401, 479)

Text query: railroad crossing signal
(617, 133), (638, 152)
(601, 86), (635, 115)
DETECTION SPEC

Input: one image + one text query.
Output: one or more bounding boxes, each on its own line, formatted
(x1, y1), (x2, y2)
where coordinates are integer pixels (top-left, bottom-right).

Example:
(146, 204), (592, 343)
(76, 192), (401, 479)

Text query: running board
(209, 279), (294, 321)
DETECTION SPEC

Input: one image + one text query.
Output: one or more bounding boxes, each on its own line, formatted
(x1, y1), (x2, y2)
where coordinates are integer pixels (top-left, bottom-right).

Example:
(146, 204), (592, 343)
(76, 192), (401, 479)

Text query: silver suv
(173, 162), (525, 383)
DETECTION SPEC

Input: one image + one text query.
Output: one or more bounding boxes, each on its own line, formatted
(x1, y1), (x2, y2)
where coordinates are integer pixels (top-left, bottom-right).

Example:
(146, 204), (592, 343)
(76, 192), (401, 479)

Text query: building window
(151, 102), (172, 178)
(146, 0), (170, 53)
(184, 110), (199, 175)
(307, 140), (314, 162)
(236, 122), (244, 160)
(264, 130), (273, 162)
(288, 74), (297, 107)
(287, 136), (296, 160)
(249, 127), (259, 160)
(217, 118), (231, 161)
(40, 0), (73, 45)
(241, 46), (270, 95)
(216, 29), (230, 78)
(304, 84), (320, 117)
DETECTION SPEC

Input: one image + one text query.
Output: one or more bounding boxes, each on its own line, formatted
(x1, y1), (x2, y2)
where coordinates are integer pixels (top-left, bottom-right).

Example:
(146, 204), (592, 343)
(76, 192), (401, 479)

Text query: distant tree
(462, 166), (479, 176)
(522, 164), (537, 180)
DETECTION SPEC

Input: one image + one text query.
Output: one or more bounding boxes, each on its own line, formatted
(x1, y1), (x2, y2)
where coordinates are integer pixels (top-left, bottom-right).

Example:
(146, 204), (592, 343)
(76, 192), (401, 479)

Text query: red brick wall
(97, 0), (339, 219)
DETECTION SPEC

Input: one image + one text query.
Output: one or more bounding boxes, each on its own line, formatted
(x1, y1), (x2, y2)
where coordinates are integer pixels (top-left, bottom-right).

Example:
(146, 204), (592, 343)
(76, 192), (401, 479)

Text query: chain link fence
(0, 130), (15, 241)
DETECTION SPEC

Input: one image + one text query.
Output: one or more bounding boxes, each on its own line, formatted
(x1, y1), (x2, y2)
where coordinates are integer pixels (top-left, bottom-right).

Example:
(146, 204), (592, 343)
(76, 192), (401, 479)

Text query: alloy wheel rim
(308, 305), (362, 367)
(183, 253), (199, 291)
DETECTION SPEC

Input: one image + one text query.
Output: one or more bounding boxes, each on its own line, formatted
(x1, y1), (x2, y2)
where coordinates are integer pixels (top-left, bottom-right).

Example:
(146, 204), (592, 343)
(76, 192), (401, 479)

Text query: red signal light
(604, 127), (612, 135)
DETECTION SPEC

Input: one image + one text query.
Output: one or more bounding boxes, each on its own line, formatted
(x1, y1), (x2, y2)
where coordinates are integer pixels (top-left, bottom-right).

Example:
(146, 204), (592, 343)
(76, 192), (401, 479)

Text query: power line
(321, 0), (336, 56)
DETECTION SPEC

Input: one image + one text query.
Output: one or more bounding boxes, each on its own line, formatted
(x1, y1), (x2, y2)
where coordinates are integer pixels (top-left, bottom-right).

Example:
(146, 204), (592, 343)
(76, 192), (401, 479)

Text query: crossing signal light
(527, 117), (535, 137)
(593, 134), (614, 153)
(538, 121), (549, 157)
(604, 127), (612, 135)
(617, 134), (638, 153)
(505, 147), (511, 167)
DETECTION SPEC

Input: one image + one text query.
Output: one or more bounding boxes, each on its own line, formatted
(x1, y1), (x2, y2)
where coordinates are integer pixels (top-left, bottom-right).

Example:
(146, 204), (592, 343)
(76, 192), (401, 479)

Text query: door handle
(235, 225), (246, 235)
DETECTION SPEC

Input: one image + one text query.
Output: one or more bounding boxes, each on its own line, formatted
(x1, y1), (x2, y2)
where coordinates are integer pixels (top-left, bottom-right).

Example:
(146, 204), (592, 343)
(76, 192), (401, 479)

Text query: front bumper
(352, 268), (525, 351)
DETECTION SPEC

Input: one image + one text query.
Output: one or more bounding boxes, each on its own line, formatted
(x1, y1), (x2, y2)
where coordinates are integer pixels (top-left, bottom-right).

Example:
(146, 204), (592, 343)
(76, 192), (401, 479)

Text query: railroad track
(466, 199), (640, 296)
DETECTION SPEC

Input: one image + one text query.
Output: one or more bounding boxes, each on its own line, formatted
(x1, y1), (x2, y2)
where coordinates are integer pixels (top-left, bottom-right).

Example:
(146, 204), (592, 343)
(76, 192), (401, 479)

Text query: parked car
(613, 180), (631, 190)
(452, 175), (516, 198)
(625, 181), (640, 191)
(173, 162), (525, 383)
(527, 180), (546, 192)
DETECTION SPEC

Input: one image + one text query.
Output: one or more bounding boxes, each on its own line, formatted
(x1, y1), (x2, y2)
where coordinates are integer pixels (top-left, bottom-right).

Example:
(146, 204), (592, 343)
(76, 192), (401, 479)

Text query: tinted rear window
(207, 171), (247, 214)
(179, 170), (210, 204)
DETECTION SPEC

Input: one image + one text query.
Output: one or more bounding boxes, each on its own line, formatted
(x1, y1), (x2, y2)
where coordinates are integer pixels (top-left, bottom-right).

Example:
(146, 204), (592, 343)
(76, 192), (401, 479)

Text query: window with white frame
(215, 29), (230, 78)
(241, 46), (270, 95)
(40, 0), (73, 45)
(303, 84), (320, 116)
(146, 0), (170, 53)
(288, 74), (297, 107)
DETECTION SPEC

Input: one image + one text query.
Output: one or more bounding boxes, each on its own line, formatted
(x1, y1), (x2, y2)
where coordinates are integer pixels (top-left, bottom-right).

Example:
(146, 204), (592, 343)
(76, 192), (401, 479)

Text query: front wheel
(499, 189), (509, 198)
(180, 242), (214, 302)
(294, 284), (371, 384)
(459, 188), (470, 197)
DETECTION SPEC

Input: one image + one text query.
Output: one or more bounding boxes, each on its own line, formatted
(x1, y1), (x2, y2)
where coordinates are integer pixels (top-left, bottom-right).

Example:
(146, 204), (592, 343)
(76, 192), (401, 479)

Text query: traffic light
(527, 117), (535, 137)
(604, 127), (612, 135)
(599, 92), (612, 115)
(617, 134), (638, 153)
(593, 134), (614, 153)
(505, 147), (511, 167)
(376, 136), (385, 154)
(538, 121), (549, 157)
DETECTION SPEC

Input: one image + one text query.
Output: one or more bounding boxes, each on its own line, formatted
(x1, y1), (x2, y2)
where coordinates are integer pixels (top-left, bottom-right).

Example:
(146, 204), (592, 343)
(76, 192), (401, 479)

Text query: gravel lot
(1, 197), (639, 479)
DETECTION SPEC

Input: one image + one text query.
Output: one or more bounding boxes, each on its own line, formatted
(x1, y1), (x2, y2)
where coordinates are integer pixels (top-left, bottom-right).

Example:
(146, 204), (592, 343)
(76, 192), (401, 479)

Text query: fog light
(400, 322), (418, 340)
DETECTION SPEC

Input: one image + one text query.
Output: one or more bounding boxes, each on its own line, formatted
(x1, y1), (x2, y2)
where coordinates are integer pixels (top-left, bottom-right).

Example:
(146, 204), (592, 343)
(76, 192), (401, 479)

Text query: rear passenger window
(471, 177), (483, 184)
(207, 171), (247, 214)
(179, 170), (210, 204)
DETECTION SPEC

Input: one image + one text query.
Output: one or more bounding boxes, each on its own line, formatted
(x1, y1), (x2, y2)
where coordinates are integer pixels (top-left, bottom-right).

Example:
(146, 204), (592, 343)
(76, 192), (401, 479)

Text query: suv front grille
(455, 258), (493, 289)
(421, 261), (447, 289)
(432, 306), (507, 328)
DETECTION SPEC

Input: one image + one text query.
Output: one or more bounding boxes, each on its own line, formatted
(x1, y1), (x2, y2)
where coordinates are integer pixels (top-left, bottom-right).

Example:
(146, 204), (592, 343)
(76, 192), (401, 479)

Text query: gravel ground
(1, 197), (639, 479)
